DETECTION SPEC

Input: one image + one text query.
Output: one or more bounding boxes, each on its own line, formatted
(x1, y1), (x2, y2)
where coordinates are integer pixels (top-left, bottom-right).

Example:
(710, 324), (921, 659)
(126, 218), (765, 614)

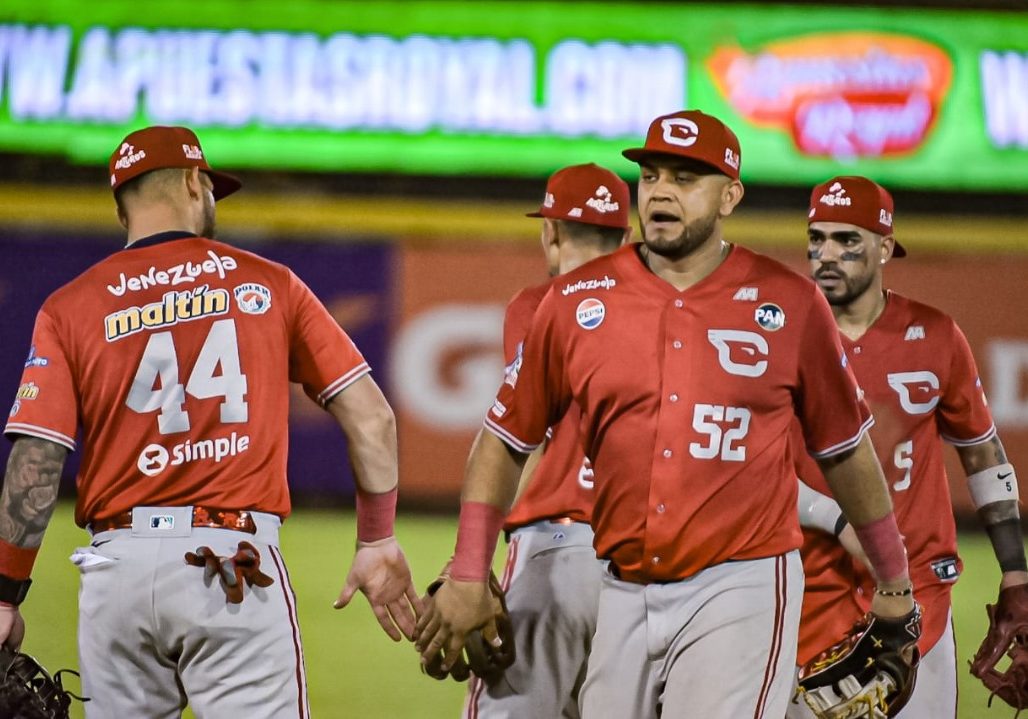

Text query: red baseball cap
(109, 126), (242, 201)
(808, 176), (905, 258)
(622, 110), (741, 180)
(526, 163), (631, 229)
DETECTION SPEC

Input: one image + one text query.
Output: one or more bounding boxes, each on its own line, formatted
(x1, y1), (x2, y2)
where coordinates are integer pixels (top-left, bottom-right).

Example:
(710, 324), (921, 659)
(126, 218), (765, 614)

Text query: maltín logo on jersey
(15, 382), (39, 401)
(754, 303), (785, 331)
(105, 286), (230, 342)
(576, 298), (606, 330)
(137, 432), (251, 477)
(234, 283), (272, 315)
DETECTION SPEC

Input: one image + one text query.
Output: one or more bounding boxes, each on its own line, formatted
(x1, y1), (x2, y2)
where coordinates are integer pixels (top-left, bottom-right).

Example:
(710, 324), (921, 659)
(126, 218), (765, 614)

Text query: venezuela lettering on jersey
(104, 285), (229, 342)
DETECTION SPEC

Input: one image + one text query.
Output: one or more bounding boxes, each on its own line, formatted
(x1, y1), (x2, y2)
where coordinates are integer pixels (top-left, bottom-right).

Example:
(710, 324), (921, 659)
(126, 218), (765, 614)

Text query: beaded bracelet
(875, 585), (914, 597)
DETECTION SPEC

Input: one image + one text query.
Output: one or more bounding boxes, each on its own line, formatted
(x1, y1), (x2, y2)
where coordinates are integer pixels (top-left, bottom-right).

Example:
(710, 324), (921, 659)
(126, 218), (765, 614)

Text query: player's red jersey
(500, 282), (593, 531)
(485, 243), (871, 583)
(4, 232), (369, 527)
(795, 291), (995, 663)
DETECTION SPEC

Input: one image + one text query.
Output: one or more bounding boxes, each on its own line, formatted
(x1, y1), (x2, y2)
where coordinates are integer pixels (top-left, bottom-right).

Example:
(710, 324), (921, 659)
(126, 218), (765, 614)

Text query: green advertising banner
(1, 1), (1026, 189)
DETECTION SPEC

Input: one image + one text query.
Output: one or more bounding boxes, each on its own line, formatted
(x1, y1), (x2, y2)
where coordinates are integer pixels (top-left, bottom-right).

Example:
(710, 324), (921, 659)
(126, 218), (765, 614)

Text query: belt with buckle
(90, 506), (258, 534)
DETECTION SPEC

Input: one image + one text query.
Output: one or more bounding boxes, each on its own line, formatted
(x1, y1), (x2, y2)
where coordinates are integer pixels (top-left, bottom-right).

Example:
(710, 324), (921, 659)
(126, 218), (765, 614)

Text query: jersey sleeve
(937, 320), (996, 446)
(286, 271), (370, 406)
(484, 289), (571, 453)
(4, 309), (78, 450)
(502, 289), (536, 360)
(795, 287), (873, 459)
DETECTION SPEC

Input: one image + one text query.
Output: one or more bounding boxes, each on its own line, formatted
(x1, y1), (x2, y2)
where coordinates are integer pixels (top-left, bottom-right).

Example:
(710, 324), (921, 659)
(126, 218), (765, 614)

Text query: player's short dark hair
(114, 167), (190, 215)
(555, 219), (625, 250)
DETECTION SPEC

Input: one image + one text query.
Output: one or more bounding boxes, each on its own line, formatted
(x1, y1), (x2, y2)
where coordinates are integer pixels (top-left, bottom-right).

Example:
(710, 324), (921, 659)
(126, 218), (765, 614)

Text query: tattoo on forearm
(0, 438), (68, 547)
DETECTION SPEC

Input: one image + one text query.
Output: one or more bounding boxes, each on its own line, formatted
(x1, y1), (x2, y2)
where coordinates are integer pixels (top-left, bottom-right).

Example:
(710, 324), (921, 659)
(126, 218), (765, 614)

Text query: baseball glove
(0, 646), (87, 719)
(795, 605), (921, 719)
(420, 561), (516, 685)
(970, 583), (1028, 712)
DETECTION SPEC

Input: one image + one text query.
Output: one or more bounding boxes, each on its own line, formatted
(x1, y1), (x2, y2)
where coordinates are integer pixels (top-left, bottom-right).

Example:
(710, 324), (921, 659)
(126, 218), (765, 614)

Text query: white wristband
(797, 480), (844, 535)
(968, 463), (1019, 509)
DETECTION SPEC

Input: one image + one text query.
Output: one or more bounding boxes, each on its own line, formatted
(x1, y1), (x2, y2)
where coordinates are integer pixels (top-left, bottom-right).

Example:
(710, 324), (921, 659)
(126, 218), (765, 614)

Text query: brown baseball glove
(420, 561), (515, 685)
(0, 646), (88, 719)
(970, 583), (1028, 711)
(795, 605), (921, 718)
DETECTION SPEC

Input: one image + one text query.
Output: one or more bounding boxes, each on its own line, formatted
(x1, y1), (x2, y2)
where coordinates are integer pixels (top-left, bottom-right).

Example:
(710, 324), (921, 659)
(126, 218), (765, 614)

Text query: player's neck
(640, 234), (730, 292)
(833, 283), (887, 341)
(124, 206), (204, 247)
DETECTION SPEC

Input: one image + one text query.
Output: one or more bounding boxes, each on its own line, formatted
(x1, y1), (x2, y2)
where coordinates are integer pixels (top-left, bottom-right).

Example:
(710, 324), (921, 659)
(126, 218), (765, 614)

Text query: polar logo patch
(234, 283), (272, 315)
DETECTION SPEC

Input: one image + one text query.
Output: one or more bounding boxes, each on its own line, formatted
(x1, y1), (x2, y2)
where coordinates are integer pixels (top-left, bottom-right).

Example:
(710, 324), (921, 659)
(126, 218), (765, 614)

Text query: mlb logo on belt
(576, 298), (606, 330)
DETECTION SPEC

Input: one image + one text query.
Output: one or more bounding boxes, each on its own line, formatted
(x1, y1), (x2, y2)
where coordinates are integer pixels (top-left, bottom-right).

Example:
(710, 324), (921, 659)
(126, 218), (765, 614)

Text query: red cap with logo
(109, 126), (242, 201)
(808, 176), (905, 257)
(526, 163), (631, 229)
(622, 110), (741, 180)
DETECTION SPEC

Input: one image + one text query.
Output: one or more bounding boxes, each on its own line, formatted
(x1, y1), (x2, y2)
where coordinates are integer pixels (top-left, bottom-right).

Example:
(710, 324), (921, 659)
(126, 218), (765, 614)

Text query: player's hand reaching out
(0, 603), (25, 651)
(414, 578), (498, 671)
(335, 537), (423, 642)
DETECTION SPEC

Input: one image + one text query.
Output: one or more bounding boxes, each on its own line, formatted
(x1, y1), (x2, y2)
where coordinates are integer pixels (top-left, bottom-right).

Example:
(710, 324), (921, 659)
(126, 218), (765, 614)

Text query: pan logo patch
(755, 303), (786, 332)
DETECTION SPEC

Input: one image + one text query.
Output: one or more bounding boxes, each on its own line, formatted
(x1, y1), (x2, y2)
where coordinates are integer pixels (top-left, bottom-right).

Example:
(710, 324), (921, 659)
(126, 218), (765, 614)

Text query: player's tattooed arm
(958, 437), (1015, 524)
(0, 437), (68, 548)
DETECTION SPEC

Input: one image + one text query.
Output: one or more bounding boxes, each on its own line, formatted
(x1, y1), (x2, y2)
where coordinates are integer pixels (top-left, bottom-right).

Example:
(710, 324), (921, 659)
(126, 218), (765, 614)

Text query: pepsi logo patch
(576, 298), (606, 330)
(234, 283), (272, 315)
(754, 302), (785, 332)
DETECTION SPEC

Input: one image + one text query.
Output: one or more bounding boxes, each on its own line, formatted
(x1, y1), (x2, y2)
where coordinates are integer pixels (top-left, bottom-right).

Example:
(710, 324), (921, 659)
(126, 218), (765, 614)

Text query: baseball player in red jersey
(787, 176), (1028, 718)
(0, 126), (421, 718)
(463, 163), (631, 718)
(415, 110), (919, 718)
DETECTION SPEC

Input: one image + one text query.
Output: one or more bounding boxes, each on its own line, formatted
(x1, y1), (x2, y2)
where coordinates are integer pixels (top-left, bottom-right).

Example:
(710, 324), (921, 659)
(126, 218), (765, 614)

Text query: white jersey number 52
(125, 319), (249, 434)
(689, 404), (751, 462)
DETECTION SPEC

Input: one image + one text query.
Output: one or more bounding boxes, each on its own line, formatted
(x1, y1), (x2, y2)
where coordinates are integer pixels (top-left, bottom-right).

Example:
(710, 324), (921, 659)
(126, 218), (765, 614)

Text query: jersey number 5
(689, 404), (751, 462)
(125, 319), (249, 434)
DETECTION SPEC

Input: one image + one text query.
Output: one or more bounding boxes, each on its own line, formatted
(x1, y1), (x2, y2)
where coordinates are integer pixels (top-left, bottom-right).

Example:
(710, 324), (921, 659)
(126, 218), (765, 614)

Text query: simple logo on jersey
(23, 345), (49, 368)
(182, 144), (203, 160)
(8, 401), (20, 418)
(661, 117), (699, 147)
(819, 182), (852, 207)
(562, 275), (616, 296)
(504, 342), (523, 389)
(904, 325), (925, 341)
(107, 250), (239, 296)
(137, 444), (171, 477)
(707, 329), (769, 377)
(576, 298), (606, 330)
(137, 432), (251, 477)
(886, 371), (940, 414)
(585, 185), (620, 214)
(754, 303), (786, 331)
(113, 142), (146, 172)
(733, 287), (758, 301)
(234, 283), (272, 315)
(105, 286), (230, 342)
(149, 515), (176, 530)
(15, 382), (39, 401)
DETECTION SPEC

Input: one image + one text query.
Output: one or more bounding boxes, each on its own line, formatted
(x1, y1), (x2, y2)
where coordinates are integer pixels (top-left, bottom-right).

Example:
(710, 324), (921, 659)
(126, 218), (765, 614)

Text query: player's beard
(815, 265), (876, 306)
(641, 209), (718, 261)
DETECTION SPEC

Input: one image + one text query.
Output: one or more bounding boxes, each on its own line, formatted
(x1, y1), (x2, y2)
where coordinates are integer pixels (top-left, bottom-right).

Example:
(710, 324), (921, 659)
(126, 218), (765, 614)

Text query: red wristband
(854, 512), (908, 584)
(355, 486), (397, 543)
(449, 502), (506, 582)
(0, 540), (38, 580)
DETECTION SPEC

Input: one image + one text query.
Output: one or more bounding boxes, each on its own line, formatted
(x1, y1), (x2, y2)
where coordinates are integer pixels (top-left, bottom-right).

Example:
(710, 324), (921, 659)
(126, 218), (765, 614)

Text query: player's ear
(115, 204), (129, 230)
(879, 235), (896, 265)
(620, 226), (634, 246)
(719, 178), (745, 217)
(184, 166), (204, 200)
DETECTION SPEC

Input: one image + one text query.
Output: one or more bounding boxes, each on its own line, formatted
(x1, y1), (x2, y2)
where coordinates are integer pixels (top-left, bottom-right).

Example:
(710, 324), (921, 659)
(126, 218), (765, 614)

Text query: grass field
(23, 502), (1014, 718)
